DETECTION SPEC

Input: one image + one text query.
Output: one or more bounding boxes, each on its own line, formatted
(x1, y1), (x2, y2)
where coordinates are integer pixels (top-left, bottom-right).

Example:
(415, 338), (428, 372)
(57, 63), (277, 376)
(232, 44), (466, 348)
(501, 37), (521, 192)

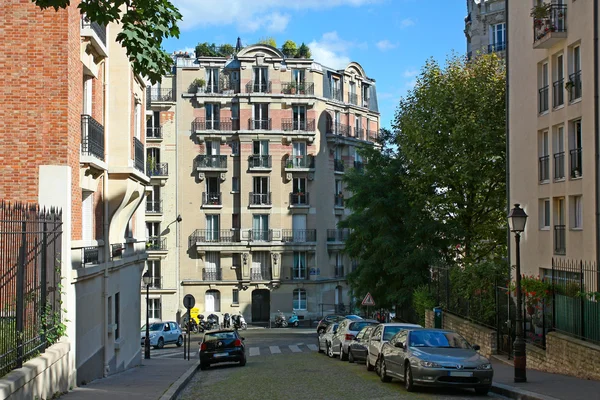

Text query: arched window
(293, 289), (307, 310)
(205, 289), (221, 312)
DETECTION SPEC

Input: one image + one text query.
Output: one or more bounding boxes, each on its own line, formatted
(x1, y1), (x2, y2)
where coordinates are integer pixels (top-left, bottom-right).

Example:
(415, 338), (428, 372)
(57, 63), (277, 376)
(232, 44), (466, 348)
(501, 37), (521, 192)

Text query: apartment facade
(145, 44), (379, 324)
(465, 0), (506, 59)
(508, 1), (596, 277)
(0, 1), (149, 386)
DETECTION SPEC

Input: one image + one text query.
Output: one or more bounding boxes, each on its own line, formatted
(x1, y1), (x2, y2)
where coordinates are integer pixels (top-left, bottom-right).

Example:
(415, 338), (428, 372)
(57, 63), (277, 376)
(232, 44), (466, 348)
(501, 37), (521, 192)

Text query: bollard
(183, 332), (187, 360)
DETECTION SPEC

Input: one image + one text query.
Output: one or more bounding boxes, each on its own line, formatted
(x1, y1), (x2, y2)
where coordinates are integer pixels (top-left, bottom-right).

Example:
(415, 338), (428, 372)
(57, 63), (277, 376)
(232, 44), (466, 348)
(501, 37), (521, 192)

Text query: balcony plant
(296, 42), (311, 59)
(192, 77), (206, 94)
(147, 155), (157, 175)
(282, 40), (298, 58)
(530, 3), (551, 21)
(288, 81), (297, 95)
(565, 79), (575, 90)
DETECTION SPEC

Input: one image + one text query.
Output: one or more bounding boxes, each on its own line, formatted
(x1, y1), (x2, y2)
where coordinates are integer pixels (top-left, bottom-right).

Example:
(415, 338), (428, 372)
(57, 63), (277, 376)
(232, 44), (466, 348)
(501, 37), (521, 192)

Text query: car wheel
(379, 357), (392, 383)
(348, 349), (355, 363)
(404, 364), (415, 392)
(339, 346), (348, 361)
(474, 386), (491, 396)
(366, 354), (374, 371)
(239, 356), (247, 367)
(156, 338), (164, 349)
(200, 362), (209, 371)
(327, 343), (335, 358)
(176, 336), (183, 347)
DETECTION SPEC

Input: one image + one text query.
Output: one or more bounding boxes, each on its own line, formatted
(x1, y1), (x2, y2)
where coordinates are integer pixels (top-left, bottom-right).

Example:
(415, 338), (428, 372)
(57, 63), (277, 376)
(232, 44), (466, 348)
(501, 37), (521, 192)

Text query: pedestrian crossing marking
(289, 345), (301, 353)
(249, 347), (260, 356)
(269, 345), (282, 354)
(307, 344), (318, 351)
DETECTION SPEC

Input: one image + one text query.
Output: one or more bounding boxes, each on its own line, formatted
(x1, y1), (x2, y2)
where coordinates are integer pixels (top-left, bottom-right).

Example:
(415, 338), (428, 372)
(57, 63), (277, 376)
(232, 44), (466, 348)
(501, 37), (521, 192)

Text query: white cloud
(308, 31), (359, 69)
(403, 68), (419, 78)
(399, 18), (415, 28)
(172, 0), (380, 31)
(375, 39), (397, 51)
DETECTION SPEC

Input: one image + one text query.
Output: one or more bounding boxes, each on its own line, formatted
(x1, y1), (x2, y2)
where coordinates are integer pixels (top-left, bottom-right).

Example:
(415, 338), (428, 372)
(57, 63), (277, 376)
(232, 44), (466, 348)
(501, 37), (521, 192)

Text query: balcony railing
(81, 114), (105, 161)
(251, 269), (272, 281)
(553, 79), (564, 108)
(192, 118), (233, 131)
(285, 155), (314, 169)
(202, 192), (222, 206)
(290, 192), (309, 206)
(246, 81), (272, 93)
(570, 148), (582, 178)
(282, 118), (315, 132)
(82, 246), (99, 267)
(367, 130), (378, 141)
(327, 123), (352, 136)
(203, 268), (222, 281)
(554, 225), (566, 255)
(487, 42), (506, 53)
(290, 267), (308, 280)
(281, 82), (315, 95)
(204, 80), (240, 94)
(146, 126), (163, 139)
(334, 159), (345, 173)
(141, 276), (162, 289)
(348, 93), (358, 105)
(353, 128), (365, 140)
(133, 137), (145, 172)
(248, 118), (272, 130)
(148, 88), (174, 102)
(81, 16), (106, 46)
(190, 229), (241, 243)
(282, 229), (317, 243)
(249, 192), (272, 206)
(147, 162), (168, 177)
(334, 194), (344, 207)
(249, 229), (273, 242)
(327, 229), (349, 242)
(538, 85), (549, 114)
(335, 265), (344, 278)
(553, 152), (565, 180)
(568, 71), (582, 102)
(248, 155), (272, 169)
(533, 4), (567, 45)
(539, 155), (549, 182)
(331, 88), (343, 101)
(194, 155), (228, 169)
(146, 200), (163, 213)
(147, 236), (167, 251)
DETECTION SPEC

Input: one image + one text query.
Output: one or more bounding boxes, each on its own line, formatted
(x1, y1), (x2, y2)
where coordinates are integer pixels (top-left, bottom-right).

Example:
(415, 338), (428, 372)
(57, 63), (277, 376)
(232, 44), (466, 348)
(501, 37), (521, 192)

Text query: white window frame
(232, 289), (239, 305)
(571, 195), (583, 229)
(540, 198), (551, 230)
(293, 252), (307, 279)
(148, 298), (161, 320)
(293, 288), (307, 310)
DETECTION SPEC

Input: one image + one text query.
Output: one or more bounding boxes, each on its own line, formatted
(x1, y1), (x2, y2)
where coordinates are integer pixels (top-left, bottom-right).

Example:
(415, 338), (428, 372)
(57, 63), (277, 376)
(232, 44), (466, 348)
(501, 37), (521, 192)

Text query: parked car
(348, 325), (376, 363)
(317, 323), (339, 355)
(199, 329), (246, 370)
(140, 321), (183, 349)
(316, 314), (362, 334)
(365, 322), (422, 371)
(331, 319), (379, 360)
(376, 328), (493, 395)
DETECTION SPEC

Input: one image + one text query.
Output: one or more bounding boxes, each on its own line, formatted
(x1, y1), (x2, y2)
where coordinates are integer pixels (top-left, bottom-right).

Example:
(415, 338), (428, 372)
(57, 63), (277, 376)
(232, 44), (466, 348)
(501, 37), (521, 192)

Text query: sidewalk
(490, 356), (600, 400)
(61, 357), (198, 400)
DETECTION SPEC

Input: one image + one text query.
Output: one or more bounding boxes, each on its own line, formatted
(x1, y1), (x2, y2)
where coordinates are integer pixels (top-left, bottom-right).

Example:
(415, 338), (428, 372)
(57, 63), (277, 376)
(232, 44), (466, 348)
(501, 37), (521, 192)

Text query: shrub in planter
(282, 40), (298, 58)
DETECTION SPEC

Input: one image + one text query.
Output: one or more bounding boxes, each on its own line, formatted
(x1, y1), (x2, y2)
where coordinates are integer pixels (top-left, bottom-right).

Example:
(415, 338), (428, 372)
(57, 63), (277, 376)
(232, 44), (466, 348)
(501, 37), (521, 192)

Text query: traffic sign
(183, 294), (195, 309)
(361, 292), (375, 306)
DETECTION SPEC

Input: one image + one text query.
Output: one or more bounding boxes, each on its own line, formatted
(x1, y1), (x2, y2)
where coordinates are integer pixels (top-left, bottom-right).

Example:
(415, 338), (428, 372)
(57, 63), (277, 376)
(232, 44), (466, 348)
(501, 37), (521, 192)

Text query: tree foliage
(257, 37), (277, 47)
(194, 42), (237, 58)
(297, 42), (311, 58)
(33, 0), (181, 84)
(282, 40), (297, 58)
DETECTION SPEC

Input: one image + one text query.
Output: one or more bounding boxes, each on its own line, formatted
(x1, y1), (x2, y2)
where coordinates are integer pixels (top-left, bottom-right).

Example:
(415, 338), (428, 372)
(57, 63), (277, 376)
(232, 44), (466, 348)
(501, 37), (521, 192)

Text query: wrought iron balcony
(81, 114), (105, 161)
(146, 200), (163, 213)
(148, 88), (174, 102)
(568, 71), (582, 102)
(570, 148), (582, 178)
(533, 4), (567, 49)
(348, 93), (358, 105)
(133, 137), (145, 172)
(146, 126), (163, 139)
(487, 42), (506, 53)
(147, 162), (168, 177)
(327, 229), (349, 242)
(248, 155), (272, 169)
(552, 79), (564, 108)
(334, 265), (344, 278)
(281, 82), (315, 95)
(192, 118), (234, 131)
(190, 229), (241, 244)
(354, 128), (365, 140)
(249, 192), (272, 206)
(285, 155), (314, 169)
(282, 118), (315, 132)
(367, 130), (378, 141)
(334, 159), (345, 173)
(147, 236), (167, 251)
(282, 229), (317, 243)
(251, 269), (272, 281)
(203, 268), (222, 281)
(554, 225), (566, 255)
(249, 229), (273, 242)
(82, 246), (99, 267)
(81, 15), (106, 46)
(539, 85), (549, 114)
(330, 88), (343, 101)
(202, 192), (222, 206)
(141, 276), (162, 289)
(204, 81), (239, 95)
(334, 194), (344, 207)
(327, 123), (351, 136)
(194, 155), (228, 170)
(248, 118), (272, 130)
(246, 80), (272, 94)
(290, 192), (309, 206)
(289, 267), (308, 280)
(553, 152), (565, 180)
(539, 155), (549, 182)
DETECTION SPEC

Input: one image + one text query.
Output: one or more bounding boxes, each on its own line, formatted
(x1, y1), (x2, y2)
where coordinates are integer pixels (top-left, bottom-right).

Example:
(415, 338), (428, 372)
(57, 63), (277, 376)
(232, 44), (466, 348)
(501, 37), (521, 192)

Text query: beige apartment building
(144, 43), (380, 324)
(508, 1), (596, 277)
(465, 0), (506, 59)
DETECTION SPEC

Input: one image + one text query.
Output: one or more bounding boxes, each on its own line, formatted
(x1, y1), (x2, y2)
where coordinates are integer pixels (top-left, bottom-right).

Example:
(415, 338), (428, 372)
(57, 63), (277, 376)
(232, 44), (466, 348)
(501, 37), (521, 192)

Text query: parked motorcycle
(238, 312), (247, 330)
(223, 313), (231, 328)
(288, 312), (299, 327)
(189, 318), (199, 333)
(207, 313), (219, 330)
(197, 314), (206, 332)
(274, 310), (288, 328)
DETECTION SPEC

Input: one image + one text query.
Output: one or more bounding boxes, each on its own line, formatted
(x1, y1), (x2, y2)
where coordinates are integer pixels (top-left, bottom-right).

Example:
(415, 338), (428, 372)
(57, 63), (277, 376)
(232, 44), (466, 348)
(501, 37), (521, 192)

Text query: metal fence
(0, 202), (63, 377)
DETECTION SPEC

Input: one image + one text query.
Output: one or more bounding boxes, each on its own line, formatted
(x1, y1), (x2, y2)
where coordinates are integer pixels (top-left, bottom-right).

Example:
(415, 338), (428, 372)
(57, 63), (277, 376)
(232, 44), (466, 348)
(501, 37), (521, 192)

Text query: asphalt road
(176, 328), (504, 400)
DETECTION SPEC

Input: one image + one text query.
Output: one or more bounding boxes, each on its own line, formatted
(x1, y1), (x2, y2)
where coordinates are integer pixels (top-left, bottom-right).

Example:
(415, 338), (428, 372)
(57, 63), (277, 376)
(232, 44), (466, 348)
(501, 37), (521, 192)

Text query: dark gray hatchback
(199, 329), (246, 370)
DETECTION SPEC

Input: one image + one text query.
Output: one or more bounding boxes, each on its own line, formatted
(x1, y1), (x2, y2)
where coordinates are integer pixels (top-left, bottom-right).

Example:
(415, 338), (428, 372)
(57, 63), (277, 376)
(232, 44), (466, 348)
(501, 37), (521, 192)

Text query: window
(554, 197), (566, 254)
(539, 62), (549, 113)
(146, 222), (160, 238)
(230, 140), (239, 156)
(251, 251), (270, 279)
(292, 69), (305, 85)
(539, 130), (549, 182)
(251, 177), (269, 205)
(553, 126), (565, 180)
(490, 23), (506, 51)
(292, 177), (307, 205)
(570, 120), (582, 178)
(253, 67), (269, 93)
(253, 104), (269, 129)
(569, 46), (582, 101)
(148, 298), (161, 320)
(292, 141), (307, 167)
(362, 84), (370, 107)
(115, 292), (120, 340)
(206, 68), (219, 93)
(231, 103), (239, 129)
(206, 140), (220, 155)
(293, 289), (307, 310)
(540, 199), (550, 229)
(232, 177), (239, 192)
(205, 103), (220, 130)
(293, 252), (307, 279)
(253, 140), (269, 155)
(206, 215), (219, 241)
(354, 115), (362, 139)
(292, 105), (307, 130)
(146, 260), (161, 288)
(331, 78), (341, 100)
(232, 213), (240, 229)
(232, 289), (239, 305)
(349, 82), (357, 104)
(571, 195), (582, 229)
(252, 215), (269, 241)
(205, 290), (221, 312)
(205, 252), (220, 280)
(554, 54), (564, 108)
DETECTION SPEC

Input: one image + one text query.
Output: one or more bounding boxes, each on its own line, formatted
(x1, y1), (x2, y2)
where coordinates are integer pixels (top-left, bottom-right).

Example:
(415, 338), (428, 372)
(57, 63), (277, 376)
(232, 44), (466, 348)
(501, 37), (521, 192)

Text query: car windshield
(345, 315), (362, 320)
(205, 332), (237, 341)
(383, 326), (406, 341)
(349, 321), (375, 332)
(409, 331), (471, 349)
(141, 323), (164, 332)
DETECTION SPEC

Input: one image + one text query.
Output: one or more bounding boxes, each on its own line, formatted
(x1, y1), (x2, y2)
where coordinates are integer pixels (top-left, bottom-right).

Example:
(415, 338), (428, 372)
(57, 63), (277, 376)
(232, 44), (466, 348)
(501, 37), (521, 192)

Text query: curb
(159, 360), (199, 400)
(491, 383), (562, 400)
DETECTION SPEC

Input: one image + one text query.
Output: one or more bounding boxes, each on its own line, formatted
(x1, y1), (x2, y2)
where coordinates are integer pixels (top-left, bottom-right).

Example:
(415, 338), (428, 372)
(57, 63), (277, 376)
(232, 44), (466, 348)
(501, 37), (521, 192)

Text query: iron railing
(141, 276), (162, 289)
(330, 88), (343, 101)
(146, 200), (163, 213)
(281, 118), (315, 132)
(487, 42), (506, 53)
(248, 118), (272, 130)
(554, 225), (566, 255)
(539, 155), (549, 182)
(553, 79), (564, 108)
(251, 269), (272, 281)
(192, 118), (233, 131)
(203, 269), (222, 281)
(285, 155), (314, 169)
(0, 203), (63, 377)
(146, 126), (163, 139)
(348, 93), (358, 105)
(148, 88), (174, 102)
(281, 82), (315, 95)
(367, 130), (378, 141)
(290, 192), (309, 206)
(248, 155), (272, 169)
(133, 137), (145, 172)
(249, 229), (273, 242)
(204, 80), (239, 94)
(189, 229), (241, 244)
(570, 148), (582, 178)
(246, 81), (272, 94)
(147, 162), (168, 177)
(533, 4), (567, 43)
(147, 236), (167, 251)
(334, 159), (345, 172)
(81, 15), (106, 46)
(202, 192), (222, 206)
(568, 71), (582, 102)
(194, 155), (228, 169)
(81, 114), (105, 161)
(282, 229), (317, 242)
(327, 229), (349, 242)
(290, 267), (308, 280)
(327, 123), (351, 136)
(553, 152), (565, 180)
(334, 194), (344, 207)
(249, 192), (271, 206)
(335, 265), (344, 278)
(539, 85), (549, 114)
(354, 128), (365, 139)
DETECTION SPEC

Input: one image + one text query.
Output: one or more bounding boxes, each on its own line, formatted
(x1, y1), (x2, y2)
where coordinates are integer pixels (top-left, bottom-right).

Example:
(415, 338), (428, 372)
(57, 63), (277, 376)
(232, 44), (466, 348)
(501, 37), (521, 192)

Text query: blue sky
(164, 0), (467, 129)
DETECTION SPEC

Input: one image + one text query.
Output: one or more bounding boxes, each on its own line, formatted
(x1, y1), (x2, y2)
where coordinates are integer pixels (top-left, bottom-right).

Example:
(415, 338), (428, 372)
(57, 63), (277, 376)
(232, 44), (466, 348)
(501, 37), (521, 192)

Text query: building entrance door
(251, 289), (270, 322)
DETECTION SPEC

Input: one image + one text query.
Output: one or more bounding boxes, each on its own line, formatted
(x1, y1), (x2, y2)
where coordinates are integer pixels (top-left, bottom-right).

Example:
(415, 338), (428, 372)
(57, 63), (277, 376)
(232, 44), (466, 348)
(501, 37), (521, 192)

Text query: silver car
(140, 321), (183, 349)
(365, 322), (422, 371)
(377, 329), (493, 395)
(317, 323), (339, 355)
(331, 319), (379, 360)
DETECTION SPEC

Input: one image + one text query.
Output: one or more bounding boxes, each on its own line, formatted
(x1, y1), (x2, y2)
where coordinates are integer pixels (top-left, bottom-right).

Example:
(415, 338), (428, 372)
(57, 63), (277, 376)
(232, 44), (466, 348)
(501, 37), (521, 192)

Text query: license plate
(449, 371), (473, 377)
(213, 352), (228, 358)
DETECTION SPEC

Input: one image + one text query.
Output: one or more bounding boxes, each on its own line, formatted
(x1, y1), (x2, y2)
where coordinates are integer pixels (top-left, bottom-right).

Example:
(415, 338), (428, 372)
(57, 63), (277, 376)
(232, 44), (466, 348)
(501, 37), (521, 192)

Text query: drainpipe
(175, 70), (181, 322)
(594, 0), (599, 289)
(102, 55), (111, 378)
(505, 0), (511, 286)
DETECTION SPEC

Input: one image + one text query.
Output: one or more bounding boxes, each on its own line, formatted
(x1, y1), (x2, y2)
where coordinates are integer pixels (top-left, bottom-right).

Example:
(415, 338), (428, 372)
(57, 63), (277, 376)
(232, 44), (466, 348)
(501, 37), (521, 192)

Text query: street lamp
(508, 203), (528, 383)
(142, 270), (152, 360)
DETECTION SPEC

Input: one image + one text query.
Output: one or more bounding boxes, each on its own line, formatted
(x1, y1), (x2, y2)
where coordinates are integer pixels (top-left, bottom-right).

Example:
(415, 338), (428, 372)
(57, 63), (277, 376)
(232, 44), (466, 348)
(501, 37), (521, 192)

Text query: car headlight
(477, 363), (492, 370)
(420, 361), (442, 368)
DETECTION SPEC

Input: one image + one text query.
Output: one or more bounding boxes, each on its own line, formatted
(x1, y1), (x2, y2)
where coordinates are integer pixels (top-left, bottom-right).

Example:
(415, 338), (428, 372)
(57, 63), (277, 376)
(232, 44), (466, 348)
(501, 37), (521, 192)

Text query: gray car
(331, 319), (379, 360)
(317, 323), (339, 355)
(365, 322), (422, 371)
(348, 325), (376, 363)
(377, 329), (494, 395)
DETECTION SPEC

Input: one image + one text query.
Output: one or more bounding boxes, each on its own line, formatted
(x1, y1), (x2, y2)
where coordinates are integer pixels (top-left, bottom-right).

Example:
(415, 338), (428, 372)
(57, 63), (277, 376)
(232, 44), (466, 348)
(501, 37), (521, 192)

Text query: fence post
(580, 260), (585, 338)
(16, 221), (27, 369)
(552, 258), (556, 330)
(542, 296), (546, 348)
(40, 221), (48, 352)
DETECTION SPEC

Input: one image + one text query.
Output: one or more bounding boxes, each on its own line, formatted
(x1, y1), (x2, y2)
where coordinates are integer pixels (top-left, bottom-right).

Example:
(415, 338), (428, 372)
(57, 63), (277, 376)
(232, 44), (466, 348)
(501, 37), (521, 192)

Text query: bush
(282, 40), (297, 58)
(297, 42), (311, 58)
(218, 44), (235, 57)
(257, 37), (277, 48)
(412, 285), (435, 326)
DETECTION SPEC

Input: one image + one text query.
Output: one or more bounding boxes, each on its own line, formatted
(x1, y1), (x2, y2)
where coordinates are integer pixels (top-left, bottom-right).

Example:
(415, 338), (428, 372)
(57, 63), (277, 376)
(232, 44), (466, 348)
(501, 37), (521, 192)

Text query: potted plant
(192, 78), (206, 94)
(282, 40), (298, 58)
(565, 80), (575, 90)
(530, 3), (551, 20)
(146, 155), (157, 175)
(288, 81), (297, 95)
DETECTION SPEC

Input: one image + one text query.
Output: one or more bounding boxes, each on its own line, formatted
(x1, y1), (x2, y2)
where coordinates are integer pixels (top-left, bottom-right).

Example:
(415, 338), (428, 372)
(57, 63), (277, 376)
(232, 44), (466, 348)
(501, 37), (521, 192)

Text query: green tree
(195, 42), (218, 57)
(296, 42), (311, 58)
(257, 37), (277, 47)
(218, 44), (235, 57)
(33, 0), (182, 84)
(281, 40), (297, 58)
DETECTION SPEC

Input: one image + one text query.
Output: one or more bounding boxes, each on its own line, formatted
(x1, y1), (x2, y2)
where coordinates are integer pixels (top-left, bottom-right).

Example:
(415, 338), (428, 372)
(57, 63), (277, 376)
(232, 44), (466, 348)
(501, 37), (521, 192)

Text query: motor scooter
(223, 313), (231, 328)
(238, 312), (247, 330)
(288, 312), (299, 327)
(274, 310), (288, 328)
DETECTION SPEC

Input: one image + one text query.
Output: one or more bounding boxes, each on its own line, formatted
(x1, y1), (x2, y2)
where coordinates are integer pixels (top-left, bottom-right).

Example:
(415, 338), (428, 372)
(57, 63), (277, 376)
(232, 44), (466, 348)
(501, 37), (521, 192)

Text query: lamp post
(508, 203), (528, 383)
(142, 270), (152, 360)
